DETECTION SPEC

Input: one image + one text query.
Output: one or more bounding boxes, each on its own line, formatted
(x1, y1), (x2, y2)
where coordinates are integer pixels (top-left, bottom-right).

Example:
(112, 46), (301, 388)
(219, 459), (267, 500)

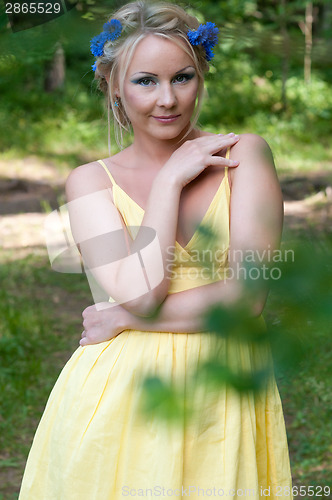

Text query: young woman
(19, 1), (292, 498)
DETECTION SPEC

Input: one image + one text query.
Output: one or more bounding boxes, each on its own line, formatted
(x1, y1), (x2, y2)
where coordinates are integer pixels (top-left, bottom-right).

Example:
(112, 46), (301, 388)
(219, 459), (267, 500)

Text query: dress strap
(225, 146), (230, 181)
(96, 159), (117, 187)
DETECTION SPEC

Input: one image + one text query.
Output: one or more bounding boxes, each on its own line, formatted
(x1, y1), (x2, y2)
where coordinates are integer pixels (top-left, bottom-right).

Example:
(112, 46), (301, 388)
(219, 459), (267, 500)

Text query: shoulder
(229, 133), (275, 184)
(231, 133), (272, 157)
(66, 160), (113, 190)
(65, 160), (108, 201)
(66, 160), (101, 182)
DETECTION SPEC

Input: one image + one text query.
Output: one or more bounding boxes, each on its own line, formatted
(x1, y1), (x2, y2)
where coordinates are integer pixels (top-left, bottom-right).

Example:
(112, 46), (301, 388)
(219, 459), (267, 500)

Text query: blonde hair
(93, 0), (211, 153)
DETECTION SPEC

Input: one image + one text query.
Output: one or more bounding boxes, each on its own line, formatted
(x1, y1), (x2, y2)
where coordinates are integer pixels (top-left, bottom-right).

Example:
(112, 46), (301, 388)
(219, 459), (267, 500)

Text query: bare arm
(123, 280), (240, 333)
(66, 135), (239, 318)
(128, 133), (283, 327)
(81, 134), (283, 344)
(65, 164), (181, 317)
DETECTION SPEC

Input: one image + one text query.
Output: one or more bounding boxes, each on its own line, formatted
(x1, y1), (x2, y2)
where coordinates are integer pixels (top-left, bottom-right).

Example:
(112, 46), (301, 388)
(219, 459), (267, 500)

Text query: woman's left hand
(80, 302), (130, 346)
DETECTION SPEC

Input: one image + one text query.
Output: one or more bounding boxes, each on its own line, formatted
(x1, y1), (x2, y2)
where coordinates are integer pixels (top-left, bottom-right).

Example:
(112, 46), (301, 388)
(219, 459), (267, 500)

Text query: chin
(152, 122), (191, 138)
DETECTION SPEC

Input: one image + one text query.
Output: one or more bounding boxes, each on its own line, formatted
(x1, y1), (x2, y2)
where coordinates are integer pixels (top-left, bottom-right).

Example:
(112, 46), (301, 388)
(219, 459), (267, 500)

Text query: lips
(152, 114), (181, 123)
(153, 115), (180, 119)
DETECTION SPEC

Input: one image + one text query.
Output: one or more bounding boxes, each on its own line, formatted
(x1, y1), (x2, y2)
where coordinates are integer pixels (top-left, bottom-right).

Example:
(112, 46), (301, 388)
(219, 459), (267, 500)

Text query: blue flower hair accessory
(91, 19), (219, 72)
(90, 19), (122, 70)
(187, 22), (219, 61)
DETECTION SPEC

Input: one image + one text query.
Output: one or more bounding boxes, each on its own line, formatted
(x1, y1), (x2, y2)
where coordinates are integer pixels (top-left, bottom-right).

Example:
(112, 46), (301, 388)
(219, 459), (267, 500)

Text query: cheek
(125, 90), (152, 112)
(184, 87), (199, 108)
(184, 82), (199, 102)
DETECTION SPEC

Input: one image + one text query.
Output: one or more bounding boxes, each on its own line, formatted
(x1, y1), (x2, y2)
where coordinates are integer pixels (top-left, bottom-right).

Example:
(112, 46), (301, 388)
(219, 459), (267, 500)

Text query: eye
(136, 77), (155, 87)
(173, 73), (194, 84)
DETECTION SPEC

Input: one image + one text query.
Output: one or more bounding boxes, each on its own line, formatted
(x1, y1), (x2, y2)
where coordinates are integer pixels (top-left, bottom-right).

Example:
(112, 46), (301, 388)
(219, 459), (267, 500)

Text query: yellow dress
(19, 148), (293, 499)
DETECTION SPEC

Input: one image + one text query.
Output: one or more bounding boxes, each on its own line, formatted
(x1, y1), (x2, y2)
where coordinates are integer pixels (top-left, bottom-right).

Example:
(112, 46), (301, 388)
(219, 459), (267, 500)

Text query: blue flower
(90, 33), (106, 57)
(92, 61), (97, 72)
(90, 19), (122, 57)
(187, 22), (219, 61)
(204, 46), (214, 62)
(103, 19), (122, 39)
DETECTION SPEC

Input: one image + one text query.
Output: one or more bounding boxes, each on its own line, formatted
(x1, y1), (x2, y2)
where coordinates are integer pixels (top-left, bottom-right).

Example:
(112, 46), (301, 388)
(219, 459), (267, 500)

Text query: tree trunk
(44, 42), (65, 92)
(280, 0), (290, 111)
(304, 2), (313, 85)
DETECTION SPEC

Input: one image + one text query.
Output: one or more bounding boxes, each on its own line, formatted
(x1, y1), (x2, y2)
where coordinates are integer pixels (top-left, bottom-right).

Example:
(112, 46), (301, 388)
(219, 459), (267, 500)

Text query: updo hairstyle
(92, 0), (211, 150)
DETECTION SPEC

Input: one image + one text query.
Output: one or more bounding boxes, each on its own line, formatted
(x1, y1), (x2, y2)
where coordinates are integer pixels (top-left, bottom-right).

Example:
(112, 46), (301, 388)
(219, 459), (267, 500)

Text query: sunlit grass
(0, 251), (89, 460)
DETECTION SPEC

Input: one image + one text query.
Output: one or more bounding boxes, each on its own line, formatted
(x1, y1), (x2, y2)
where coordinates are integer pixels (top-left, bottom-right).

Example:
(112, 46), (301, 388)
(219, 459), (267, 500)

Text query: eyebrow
(131, 66), (195, 77)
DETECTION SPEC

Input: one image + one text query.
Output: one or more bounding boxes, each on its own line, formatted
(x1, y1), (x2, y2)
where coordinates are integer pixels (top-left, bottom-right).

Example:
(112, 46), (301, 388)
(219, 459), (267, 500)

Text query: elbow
(250, 299), (265, 318)
(112, 258), (170, 317)
(116, 272), (170, 317)
(230, 280), (267, 318)
(120, 292), (163, 318)
(249, 291), (268, 318)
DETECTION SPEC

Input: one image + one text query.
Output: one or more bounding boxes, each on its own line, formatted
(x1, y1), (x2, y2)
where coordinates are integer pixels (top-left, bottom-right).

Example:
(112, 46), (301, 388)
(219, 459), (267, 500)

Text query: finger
(215, 134), (240, 151)
(82, 307), (90, 318)
(193, 132), (233, 147)
(81, 330), (86, 338)
(197, 132), (236, 141)
(82, 303), (98, 318)
(208, 155), (240, 168)
(80, 337), (87, 347)
(202, 134), (240, 155)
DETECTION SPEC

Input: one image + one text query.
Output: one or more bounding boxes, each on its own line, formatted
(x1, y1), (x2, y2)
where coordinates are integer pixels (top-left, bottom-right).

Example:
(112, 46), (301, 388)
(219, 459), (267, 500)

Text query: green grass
(0, 251), (90, 497)
(267, 296), (332, 490)
(264, 235), (332, 494)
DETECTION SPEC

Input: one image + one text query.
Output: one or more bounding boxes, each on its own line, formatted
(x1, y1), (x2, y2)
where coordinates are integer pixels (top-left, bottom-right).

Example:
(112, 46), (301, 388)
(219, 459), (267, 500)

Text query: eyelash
(134, 73), (194, 87)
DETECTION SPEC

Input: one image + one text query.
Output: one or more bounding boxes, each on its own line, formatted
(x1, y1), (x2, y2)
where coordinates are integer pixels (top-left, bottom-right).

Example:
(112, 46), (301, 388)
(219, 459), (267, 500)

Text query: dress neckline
(112, 174), (229, 252)
(97, 153), (230, 253)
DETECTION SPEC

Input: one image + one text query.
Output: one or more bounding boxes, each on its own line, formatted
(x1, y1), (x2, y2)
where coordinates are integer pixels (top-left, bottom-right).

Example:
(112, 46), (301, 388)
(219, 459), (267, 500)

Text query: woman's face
(120, 34), (199, 142)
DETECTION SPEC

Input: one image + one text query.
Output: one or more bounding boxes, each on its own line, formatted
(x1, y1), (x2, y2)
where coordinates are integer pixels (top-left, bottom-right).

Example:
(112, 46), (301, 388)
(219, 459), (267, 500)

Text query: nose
(156, 82), (177, 108)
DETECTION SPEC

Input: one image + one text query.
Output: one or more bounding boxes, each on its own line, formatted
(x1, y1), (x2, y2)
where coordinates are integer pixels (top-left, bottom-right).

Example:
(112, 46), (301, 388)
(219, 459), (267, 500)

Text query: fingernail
(232, 160), (240, 165)
(228, 132), (235, 137)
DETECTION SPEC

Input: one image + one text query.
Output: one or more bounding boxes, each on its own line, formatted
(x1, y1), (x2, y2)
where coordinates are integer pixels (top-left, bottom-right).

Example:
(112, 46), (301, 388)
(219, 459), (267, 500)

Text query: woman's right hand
(163, 133), (241, 190)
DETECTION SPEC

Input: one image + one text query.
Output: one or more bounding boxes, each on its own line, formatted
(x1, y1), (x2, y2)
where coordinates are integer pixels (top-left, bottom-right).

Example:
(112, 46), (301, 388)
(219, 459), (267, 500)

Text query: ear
(106, 73), (120, 97)
(114, 81), (120, 98)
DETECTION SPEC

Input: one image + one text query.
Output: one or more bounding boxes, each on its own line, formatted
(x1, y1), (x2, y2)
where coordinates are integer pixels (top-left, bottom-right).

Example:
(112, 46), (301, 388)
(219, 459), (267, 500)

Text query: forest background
(0, 0), (331, 498)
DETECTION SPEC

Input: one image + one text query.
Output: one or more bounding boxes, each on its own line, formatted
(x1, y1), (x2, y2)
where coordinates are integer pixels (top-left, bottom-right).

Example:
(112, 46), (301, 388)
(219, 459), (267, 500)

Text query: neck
(129, 125), (200, 171)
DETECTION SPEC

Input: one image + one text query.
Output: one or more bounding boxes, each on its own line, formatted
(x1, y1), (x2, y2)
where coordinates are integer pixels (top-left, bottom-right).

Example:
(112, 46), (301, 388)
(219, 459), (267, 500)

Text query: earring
(114, 97), (120, 107)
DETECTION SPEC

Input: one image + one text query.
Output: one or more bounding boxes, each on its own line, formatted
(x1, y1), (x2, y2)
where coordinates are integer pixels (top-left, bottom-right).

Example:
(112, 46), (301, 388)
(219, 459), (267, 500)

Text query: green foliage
(0, 0), (332, 169)
(137, 234), (332, 488)
(140, 233), (332, 423)
(138, 376), (192, 424)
